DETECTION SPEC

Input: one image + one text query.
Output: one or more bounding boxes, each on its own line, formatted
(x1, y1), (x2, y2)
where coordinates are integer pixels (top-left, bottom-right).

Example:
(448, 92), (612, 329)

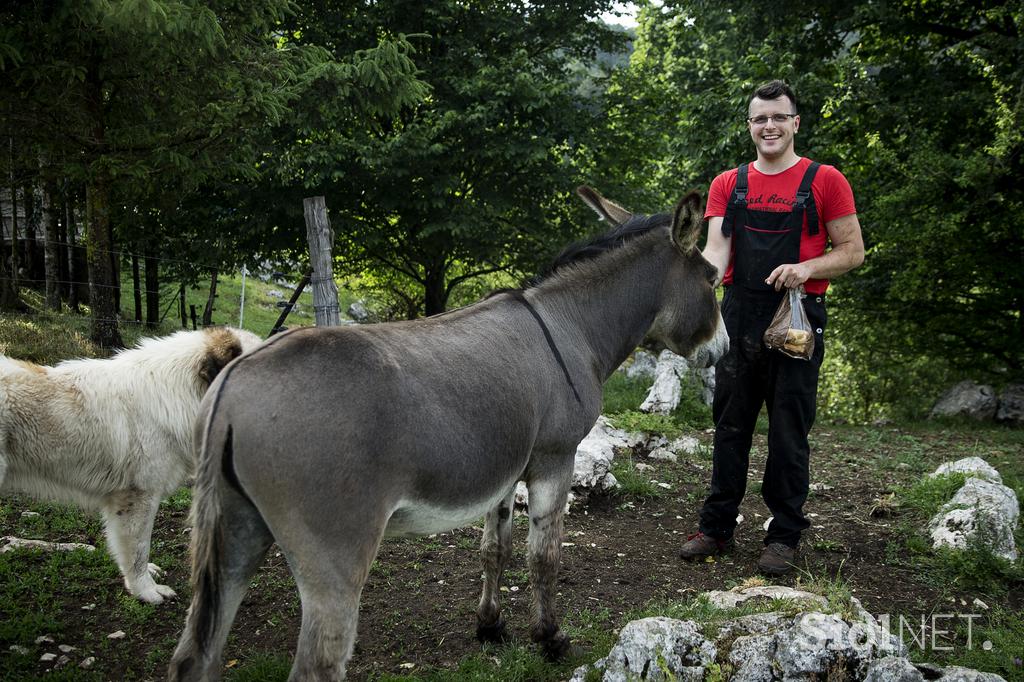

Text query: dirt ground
(2, 424), (1021, 680)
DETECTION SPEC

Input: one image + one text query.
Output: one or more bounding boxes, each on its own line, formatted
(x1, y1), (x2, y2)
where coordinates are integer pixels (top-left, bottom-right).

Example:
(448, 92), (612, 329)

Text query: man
(680, 80), (864, 576)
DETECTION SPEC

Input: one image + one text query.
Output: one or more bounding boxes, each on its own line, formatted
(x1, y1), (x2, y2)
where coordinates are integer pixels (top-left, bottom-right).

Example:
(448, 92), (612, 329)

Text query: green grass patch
(891, 471), (1023, 595)
(601, 372), (652, 415)
(898, 472), (968, 519)
(605, 411), (681, 440)
(609, 455), (664, 500)
(226, 653), (294, 682)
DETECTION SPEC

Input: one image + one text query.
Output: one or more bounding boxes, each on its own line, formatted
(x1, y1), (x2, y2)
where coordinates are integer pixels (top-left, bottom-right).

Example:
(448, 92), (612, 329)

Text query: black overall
(698, 162), (828, 549)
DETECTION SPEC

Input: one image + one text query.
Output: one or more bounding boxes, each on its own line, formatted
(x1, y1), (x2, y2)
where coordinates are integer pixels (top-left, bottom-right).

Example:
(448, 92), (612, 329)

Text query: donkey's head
(577, 187), (728, 367)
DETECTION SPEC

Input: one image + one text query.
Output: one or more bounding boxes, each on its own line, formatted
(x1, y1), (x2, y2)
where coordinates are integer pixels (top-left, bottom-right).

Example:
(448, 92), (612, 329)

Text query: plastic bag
(763, 287), (815, 360)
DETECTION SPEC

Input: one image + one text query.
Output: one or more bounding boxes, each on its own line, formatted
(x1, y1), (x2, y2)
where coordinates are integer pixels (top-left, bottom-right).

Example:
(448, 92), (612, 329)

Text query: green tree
(271, 0), (625, 316)
(1, 0), (426, 345)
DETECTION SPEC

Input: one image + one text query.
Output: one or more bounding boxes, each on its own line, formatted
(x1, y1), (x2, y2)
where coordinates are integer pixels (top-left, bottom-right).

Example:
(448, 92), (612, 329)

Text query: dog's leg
(476, 487), (515, 644)
(102, 490), (176, 604)
(526, 461), (574, 661)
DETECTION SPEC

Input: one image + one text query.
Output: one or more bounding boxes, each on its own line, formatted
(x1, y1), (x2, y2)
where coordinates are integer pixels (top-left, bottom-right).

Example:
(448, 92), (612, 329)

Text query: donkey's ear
(576, 186), (633, 227)
(671, 191), (704, 253)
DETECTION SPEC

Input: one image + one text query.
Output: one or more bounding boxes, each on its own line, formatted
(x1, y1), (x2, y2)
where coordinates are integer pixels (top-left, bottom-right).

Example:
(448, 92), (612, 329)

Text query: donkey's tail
(185, 411), (233, 659)
(169, 400), (233, 682)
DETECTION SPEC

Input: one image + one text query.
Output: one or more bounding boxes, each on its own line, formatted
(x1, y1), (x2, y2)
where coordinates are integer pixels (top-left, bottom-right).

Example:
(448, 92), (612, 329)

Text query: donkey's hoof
(539, 630), (573, 661)
(476, 617), (510, 644)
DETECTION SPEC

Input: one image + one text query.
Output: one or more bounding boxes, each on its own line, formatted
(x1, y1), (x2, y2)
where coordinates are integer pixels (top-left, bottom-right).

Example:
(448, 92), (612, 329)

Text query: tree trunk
(85, 175), (123, 347)
(65, 196), (81, 311)
(41, 177), (62, 310)
(179, 284), (187, 328)
(423, 267), (449, 317)
(84, 60), (122, 348)
(21, 183), (37, 282)
(8, 164), (19, 290)
(144, 248), (159, 329)
(57, 191), (70, 302)
(202, 269), (218, 326)
(0, 214), (24, 312)
(131, 252), (142, 323)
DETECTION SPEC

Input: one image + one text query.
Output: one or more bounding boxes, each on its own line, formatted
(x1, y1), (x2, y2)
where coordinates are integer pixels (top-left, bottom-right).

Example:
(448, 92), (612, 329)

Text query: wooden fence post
(303, 196), (340, 327)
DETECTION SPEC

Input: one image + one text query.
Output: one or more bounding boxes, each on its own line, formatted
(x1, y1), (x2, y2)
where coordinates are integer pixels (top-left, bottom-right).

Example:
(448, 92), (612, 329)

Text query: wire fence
(0, 249), (312, 335)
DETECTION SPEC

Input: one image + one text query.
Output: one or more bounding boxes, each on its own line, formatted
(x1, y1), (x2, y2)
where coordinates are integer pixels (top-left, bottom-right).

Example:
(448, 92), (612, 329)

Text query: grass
(609, 455), (664, 500)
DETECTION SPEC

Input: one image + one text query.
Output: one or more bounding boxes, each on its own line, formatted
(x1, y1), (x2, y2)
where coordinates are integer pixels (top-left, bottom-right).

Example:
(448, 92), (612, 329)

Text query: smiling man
(679, 80), (864, 576)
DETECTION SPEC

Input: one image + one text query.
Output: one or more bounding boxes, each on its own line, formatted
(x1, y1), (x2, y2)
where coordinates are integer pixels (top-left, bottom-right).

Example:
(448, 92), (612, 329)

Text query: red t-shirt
(704, 157), (856, 295)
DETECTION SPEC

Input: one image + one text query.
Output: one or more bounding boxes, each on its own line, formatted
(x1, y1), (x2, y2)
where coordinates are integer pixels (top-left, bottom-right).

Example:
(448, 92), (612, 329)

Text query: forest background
(1, 0), (1021, 424)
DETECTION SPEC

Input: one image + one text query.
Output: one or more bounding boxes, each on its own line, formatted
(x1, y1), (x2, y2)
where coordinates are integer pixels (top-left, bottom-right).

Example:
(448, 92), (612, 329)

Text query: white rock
(622, 349), (658, 380)
(930, 381), (997, 420)
(928, 477), (1020, 560)
(668, 435), (701, 456)
(107, 630), (126, 640)
(647, 447), (676, 463)
(726, 633), (777, 682)
(705, 585), (828, 611)
(863, 656), (926, 681)
(35, 635), (55, 644)
(58, 644), (76, 653)
(639, 350), (690, 414)
(21, 511), (40, 518)
(79, 657), (96, 669)
(9, 645), (29, 655)
(930, 457), (1002, 484)
(573, 617), (716, 682)
(995, 384), (1024, 424)
(40, 653), (57, 662)
(1, 537), (96, 554)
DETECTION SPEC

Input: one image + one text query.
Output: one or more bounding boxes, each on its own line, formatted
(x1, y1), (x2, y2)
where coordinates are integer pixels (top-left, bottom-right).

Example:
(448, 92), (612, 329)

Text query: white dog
(0, 327), (262, 603)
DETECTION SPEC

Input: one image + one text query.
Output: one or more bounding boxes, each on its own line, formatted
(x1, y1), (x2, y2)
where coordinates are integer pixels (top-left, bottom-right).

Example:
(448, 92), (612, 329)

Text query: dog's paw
(134, 583), (178, 604)
(146, 563), (165, 579)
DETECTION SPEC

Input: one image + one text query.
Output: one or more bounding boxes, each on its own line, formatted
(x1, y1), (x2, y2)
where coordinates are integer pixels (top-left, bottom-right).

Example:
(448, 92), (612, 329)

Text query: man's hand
(765, 262), (812, 291)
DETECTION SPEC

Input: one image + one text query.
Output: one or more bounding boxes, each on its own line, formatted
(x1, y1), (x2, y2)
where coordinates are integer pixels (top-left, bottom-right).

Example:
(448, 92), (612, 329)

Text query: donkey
(168, 187), (728, 681)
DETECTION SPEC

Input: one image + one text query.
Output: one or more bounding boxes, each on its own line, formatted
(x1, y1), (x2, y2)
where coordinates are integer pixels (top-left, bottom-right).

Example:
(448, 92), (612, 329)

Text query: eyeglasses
(747, 113), (798, 126)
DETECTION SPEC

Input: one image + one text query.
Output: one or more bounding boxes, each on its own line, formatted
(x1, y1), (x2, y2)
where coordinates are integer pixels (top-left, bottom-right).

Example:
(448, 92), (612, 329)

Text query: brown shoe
(758, 542), (797, 576)
(680, 532), (734, 561)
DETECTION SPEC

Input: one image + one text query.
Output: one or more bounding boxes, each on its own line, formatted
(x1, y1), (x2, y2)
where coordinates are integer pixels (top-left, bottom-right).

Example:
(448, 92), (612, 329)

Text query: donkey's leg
(476, 487), (516, 643)
(169, 485), (273, 682)
(525, 466), (573, 660)
(278, 511), (388, 682)
(101, 490), (175, 604)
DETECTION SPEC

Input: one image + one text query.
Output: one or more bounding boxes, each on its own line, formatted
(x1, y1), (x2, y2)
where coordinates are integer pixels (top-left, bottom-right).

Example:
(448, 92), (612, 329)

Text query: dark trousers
(698, 287), (826, 548)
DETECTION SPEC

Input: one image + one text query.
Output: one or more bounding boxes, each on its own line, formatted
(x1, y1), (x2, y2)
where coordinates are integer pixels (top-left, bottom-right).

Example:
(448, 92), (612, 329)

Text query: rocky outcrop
(569, 586), (1006, 682)
(639, 350), (715, 414)
(928, 477), (1019, 561)
(930, 381), (998, 420)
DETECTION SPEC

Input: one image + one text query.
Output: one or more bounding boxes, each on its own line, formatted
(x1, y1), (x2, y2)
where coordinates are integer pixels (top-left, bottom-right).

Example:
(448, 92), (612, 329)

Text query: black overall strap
(721, 163), (749, 238)
(506, 290), (582, 405)
(789, 161), (822, 236)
